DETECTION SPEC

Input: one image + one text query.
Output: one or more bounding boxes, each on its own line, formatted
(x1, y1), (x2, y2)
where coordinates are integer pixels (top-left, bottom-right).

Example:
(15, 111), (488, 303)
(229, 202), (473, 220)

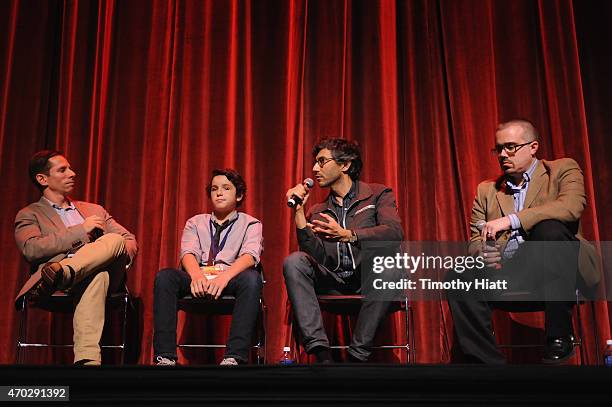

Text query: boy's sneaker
(220, 357), (239, 366)
(155, 356), (177, 366)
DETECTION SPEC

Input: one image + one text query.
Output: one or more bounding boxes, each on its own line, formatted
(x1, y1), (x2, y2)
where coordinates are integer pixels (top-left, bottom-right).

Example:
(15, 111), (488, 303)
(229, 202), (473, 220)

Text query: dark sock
(311, 346), (332, 363)
(61, 265), (76, 289)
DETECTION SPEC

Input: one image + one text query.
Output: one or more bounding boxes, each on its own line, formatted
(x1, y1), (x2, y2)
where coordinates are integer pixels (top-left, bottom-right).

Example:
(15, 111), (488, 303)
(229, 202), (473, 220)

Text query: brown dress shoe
(30, 262), (65, 302)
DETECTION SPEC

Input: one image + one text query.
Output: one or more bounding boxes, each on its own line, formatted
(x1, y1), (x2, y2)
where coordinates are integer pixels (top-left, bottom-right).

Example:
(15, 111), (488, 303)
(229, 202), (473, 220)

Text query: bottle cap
(607, 340), (612, 346)
(283, 346), (291, 352)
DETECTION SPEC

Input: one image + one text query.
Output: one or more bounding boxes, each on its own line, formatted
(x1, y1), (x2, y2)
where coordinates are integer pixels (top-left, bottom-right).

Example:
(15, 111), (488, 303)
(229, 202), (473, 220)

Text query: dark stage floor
(1, 364), (611, 406)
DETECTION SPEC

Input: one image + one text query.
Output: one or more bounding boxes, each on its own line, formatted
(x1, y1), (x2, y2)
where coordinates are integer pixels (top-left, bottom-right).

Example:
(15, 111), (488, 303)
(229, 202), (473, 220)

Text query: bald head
(494, 119), (539, 180)
(496, 119), (539, 143)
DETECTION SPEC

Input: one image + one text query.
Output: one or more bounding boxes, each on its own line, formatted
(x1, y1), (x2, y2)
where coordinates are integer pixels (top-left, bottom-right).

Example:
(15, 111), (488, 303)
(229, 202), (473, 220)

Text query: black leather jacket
(296, 181), (403, 272)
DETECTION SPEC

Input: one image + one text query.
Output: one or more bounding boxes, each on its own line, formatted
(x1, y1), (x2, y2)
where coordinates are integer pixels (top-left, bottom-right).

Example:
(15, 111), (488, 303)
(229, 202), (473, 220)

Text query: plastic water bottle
(279, 346), (295, 365)
(604, 340), (612, 366)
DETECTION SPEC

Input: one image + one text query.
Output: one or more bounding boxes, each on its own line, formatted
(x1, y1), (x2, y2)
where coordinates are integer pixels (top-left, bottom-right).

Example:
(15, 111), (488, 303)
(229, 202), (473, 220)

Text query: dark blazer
(296, 181), (403, 271)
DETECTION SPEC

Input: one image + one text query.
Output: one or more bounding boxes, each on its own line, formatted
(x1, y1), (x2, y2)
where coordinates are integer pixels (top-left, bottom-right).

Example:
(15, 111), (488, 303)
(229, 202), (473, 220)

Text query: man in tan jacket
(14, 150), (138, 365)
(449, 119), (598, 364)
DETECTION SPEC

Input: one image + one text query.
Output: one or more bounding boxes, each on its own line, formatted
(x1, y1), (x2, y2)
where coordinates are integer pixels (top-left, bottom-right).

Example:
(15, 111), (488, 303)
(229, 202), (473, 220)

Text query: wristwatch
(348, 230), (358, 244)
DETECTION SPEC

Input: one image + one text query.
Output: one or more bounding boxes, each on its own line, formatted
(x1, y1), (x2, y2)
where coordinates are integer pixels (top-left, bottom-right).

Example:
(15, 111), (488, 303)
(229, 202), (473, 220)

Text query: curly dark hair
(312, 138), (362, 180)
(206, 168), (247, 207)
(28, 150), (63, 192)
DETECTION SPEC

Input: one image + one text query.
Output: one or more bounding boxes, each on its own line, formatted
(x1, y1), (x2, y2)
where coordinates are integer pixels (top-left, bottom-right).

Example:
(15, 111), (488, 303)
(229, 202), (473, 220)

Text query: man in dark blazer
(14, 150), (138, 365)
(283, 138), (403, 363)
(449, 119), (599, 364)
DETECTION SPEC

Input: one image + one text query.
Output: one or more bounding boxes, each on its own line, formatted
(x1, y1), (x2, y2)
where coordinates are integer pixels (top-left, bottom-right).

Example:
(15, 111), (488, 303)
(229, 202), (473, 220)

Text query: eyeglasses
(490, 142), (533, 155)
(313, 157), (335, 167)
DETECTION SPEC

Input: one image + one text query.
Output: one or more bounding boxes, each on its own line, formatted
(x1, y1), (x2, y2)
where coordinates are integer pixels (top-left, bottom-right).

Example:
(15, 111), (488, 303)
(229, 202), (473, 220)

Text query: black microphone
(287, 178), (314, 207)
(90, 227), (104, 241)
(76, 207), (104, 241)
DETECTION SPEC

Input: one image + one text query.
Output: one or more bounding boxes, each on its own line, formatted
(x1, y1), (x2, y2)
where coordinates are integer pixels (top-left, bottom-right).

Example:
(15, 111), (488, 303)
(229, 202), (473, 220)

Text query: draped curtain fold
(1, 0), (610, 365)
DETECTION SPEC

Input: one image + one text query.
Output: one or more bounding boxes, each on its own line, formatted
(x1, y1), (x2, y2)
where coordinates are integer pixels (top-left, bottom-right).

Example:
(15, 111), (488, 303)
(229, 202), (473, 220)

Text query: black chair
(292, 294), (416, 364)
(176, 269), (267, 364)
(16, 288), (130, 364)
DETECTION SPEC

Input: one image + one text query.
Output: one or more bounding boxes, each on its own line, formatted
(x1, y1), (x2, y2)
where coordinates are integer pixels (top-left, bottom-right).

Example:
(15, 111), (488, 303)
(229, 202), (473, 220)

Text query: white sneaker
(155, 356), (177, 366)
(220, 357), (239, 366)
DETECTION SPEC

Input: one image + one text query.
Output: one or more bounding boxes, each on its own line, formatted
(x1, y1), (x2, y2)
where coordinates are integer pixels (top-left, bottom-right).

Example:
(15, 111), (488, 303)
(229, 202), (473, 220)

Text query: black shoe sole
(542, 347), (576, 364)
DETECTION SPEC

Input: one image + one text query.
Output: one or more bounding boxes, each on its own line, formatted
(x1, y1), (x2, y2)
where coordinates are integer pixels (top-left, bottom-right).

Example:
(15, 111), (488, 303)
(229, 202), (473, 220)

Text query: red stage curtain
(1, 0), (610, 365)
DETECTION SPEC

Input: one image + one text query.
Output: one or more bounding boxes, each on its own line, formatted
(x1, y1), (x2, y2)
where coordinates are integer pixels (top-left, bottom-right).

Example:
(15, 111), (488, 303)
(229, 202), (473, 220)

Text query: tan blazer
(14, 197), (138, 275)
(468, 158), (600, 287)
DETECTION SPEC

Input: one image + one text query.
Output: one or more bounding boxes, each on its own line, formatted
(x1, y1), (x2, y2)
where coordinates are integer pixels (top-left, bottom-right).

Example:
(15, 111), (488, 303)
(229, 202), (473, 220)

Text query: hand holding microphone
(286, 178), (314, 209)
(83, 215), (105, 241)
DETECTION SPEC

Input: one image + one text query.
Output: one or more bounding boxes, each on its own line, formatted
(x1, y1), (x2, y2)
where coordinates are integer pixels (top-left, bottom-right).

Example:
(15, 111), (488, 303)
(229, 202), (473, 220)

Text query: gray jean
(283, 251), (391, 361)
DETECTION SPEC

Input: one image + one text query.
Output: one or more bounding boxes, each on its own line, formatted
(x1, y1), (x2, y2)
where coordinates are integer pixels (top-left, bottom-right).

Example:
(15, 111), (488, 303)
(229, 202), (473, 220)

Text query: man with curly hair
(284, 138), (403, 363)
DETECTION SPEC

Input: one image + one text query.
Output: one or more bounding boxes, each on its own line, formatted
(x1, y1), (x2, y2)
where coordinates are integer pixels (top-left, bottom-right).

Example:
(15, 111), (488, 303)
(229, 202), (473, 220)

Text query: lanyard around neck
(208, 218), (237, 264)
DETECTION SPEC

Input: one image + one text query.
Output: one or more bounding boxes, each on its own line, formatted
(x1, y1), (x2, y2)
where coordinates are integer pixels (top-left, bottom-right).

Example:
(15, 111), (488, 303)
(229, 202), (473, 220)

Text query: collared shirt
(503, 159), (539, 258)
(43, 197), (85, 227)
(329, 182), (357, 277)
(42, 197), (86, 257)
(180, 211), (263, 270)
(206, 212), (238, 265)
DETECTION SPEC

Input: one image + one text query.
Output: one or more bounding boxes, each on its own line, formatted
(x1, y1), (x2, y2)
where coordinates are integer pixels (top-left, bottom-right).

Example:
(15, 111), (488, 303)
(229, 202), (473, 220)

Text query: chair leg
(17, 298), (27, 364)
(262, 303), (267, 364)
(575, 300), (585, 365)
(402, 297), (410, 365)
(119, 293), (129, 365)
(408, 300), (416, 364)
(255, 299), (264, 365)
(591, 301), (601, 363)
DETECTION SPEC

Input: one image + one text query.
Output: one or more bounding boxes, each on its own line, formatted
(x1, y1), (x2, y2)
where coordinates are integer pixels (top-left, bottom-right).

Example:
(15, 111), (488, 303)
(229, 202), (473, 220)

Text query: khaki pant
(59, 233), (128, 364)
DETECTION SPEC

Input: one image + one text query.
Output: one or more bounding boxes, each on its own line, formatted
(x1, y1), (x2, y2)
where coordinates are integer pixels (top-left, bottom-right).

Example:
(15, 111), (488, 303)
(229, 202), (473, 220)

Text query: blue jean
(153, 267), (262, 363)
